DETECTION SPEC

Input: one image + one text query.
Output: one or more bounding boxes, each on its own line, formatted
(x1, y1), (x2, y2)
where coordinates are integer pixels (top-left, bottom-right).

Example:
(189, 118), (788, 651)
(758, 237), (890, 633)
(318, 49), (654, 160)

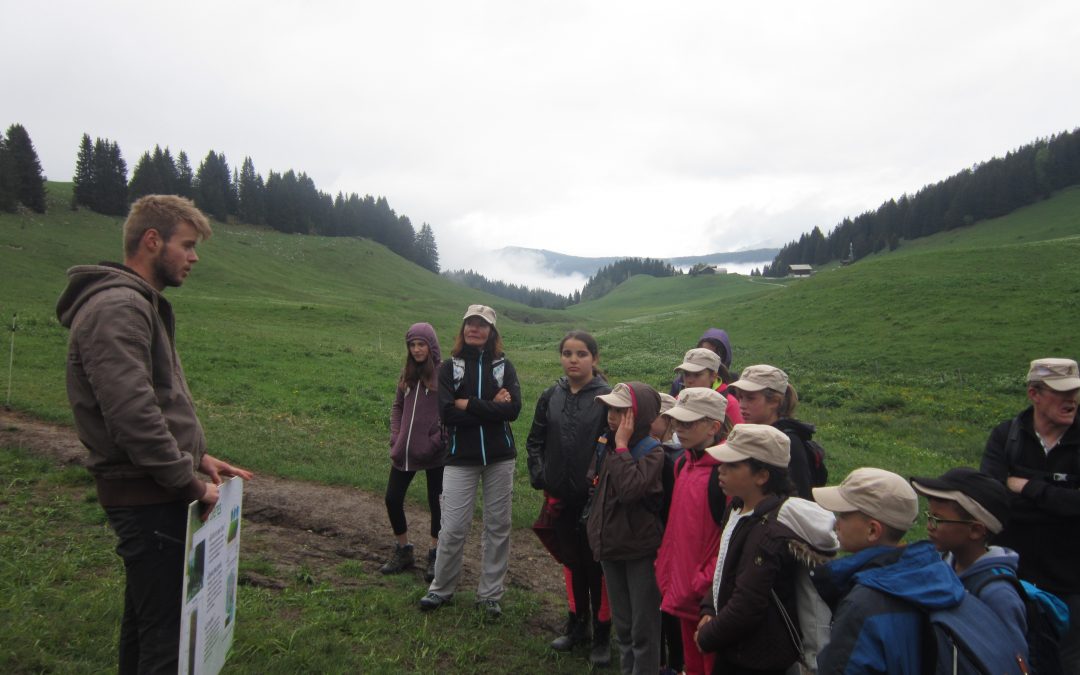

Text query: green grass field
(2, 181), (1079, 671)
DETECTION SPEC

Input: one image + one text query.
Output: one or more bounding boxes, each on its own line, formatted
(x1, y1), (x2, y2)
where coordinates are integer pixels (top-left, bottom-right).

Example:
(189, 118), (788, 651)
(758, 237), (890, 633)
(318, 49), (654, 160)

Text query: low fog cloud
(438, 235), (590, 296)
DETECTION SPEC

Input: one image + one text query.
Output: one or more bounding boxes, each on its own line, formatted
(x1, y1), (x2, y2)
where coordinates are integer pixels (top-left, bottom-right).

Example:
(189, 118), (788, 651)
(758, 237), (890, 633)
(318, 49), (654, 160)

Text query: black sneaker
(379, 543), (415, 575)
(419, 591), (450, 611)
(424, 548), (437, 583)
(478, 598), (502, 620)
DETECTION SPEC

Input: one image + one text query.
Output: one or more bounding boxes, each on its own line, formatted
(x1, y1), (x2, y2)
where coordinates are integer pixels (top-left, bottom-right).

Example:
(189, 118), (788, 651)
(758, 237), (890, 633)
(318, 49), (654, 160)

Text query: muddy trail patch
(0, 410), (567, 634)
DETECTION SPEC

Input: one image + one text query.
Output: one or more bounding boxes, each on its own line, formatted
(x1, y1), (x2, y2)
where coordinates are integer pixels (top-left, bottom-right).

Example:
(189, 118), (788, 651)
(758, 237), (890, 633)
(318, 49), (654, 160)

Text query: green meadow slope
(2, 183), (1080, 525)
(3, 180), (1080, 673)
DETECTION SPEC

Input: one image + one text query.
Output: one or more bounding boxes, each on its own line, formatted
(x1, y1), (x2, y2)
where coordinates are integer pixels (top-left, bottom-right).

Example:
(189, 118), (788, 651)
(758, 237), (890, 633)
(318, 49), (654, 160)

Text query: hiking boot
(589, 619), (612, 667)
(379, 543), (414, 575)
(478, 598), (502, 620)
(550, 612), (589, 651)
(418, 591), (451, 611)
(424, 548), (437, 583)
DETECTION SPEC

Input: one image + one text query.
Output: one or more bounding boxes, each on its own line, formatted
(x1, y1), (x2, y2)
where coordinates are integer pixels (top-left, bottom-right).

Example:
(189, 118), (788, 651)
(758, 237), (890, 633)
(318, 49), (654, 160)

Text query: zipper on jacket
(478, 351), (487, 465)
(403, 385), (419, 472)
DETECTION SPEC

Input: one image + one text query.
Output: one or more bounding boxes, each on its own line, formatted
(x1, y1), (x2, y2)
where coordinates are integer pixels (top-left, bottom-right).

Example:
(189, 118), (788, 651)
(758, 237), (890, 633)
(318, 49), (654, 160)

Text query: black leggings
(556, 505), (605, 622)
(385, 466), (443, 539)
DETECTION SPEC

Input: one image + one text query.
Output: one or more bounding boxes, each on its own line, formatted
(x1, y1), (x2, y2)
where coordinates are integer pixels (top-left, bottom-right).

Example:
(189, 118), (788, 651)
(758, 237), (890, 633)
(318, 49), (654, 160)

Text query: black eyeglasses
(924, 511), (979, 529)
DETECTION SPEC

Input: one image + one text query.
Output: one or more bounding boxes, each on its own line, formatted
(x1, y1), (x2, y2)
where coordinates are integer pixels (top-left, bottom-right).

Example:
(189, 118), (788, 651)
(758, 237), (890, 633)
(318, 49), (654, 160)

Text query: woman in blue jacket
(419, 305), (521, 619)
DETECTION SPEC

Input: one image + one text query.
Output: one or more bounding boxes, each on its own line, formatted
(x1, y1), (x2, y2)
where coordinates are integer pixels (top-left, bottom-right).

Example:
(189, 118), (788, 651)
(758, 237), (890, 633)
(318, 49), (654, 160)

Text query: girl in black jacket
(526, 331), (612, 665)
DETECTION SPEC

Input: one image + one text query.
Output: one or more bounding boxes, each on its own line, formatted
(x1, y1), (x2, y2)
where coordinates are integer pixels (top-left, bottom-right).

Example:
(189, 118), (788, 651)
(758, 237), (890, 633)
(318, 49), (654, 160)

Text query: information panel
(178, 477), (244, 675)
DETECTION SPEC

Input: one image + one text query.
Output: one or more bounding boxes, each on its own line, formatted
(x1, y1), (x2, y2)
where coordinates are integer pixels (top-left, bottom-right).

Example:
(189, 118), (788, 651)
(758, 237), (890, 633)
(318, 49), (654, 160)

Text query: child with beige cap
(812, 468), (972, 673)
(728, 364), (817, 499)
(673, 348), (743, 428)
(654, 388), (732, 675)
(586, 381), (665, 674)
(694, 424), (838, 675)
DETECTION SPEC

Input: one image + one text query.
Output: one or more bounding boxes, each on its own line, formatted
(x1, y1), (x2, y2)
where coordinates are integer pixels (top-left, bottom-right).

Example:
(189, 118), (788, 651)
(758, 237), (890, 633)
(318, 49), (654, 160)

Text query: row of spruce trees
(0, 123), (442, 275)
(69, 134), (440, 273)
(763, 128), (1080, 276)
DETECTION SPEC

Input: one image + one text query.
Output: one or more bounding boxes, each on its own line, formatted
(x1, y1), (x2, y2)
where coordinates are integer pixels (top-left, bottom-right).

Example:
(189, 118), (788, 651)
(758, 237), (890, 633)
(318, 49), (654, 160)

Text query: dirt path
(0, 409), (566, 630)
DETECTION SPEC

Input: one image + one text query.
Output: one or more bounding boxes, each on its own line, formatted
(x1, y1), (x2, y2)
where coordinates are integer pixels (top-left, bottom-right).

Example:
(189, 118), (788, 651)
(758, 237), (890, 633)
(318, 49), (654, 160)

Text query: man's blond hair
(123, 195), (212, 257)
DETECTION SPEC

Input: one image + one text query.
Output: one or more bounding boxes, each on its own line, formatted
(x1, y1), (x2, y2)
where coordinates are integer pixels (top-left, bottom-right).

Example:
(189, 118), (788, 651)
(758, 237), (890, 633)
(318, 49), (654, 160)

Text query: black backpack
(971, 568), (1070, 675)
(775, 419), (828, 488)
(804, 438), (828, 487)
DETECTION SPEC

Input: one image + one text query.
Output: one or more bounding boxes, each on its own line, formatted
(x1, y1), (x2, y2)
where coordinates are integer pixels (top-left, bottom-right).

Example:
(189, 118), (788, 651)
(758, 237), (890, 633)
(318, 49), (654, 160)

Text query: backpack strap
(674, 453), (688, 477)
(707, 465), (726, 528)
(451, 356), (465, 391)
(1004, 416), (1023, 465)
(970, 566), (1025, 599)
(771, 588), (807, 668)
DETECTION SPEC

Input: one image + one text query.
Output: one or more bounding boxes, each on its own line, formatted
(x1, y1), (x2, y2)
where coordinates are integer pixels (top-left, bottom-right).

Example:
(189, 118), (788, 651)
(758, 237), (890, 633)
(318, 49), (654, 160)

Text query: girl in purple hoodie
(380, 322), (446, 581)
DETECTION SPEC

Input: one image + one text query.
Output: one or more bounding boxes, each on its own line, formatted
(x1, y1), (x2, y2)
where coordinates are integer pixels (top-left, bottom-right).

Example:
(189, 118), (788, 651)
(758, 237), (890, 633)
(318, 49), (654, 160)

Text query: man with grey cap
(812, 468), (970, 674)
(981, 357), (1080, 669)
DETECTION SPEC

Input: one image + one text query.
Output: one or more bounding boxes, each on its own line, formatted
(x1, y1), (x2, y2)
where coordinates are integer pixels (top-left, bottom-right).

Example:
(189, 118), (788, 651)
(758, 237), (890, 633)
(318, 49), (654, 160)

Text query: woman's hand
(494, 388), (512, 403)
(454, 398), (469, 410)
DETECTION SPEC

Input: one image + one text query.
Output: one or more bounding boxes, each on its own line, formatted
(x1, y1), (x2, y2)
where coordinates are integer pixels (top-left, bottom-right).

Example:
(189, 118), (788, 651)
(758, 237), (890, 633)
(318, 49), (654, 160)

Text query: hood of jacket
(825, 541), (965, 611)
(950, 545), (1021, 581)
(557, 373), (609, 396)
(698, 328), (732, 368)
(406, 322), (442, 390)
(406, 322), (442, 366)
(776, 497), (839, 553)
(57, 263), (161, 329)
(622, 381), (661, 447)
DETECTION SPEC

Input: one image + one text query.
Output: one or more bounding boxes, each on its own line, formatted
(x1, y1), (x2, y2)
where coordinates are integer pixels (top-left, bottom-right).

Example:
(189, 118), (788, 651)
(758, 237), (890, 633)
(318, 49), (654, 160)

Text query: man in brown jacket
(57, 194), (252, 675)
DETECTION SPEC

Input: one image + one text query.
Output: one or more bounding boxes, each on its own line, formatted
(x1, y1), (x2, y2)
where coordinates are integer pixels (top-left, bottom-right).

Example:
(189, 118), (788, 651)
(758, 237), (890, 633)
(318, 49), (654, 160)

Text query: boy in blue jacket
(812, 468), (967, 674)
(910, 467), (1027, 634)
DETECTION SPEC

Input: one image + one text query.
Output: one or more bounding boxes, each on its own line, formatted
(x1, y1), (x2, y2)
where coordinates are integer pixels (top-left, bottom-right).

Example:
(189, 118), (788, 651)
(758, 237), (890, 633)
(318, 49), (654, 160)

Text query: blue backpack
(921, 590), (1030, 675)
(972, 568), (1070, 675)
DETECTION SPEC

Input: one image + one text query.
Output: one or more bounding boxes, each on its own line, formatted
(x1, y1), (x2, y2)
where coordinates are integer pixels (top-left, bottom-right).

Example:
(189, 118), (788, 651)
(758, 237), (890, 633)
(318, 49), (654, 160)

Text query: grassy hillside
(4, 180), (1080, 672)
(568, 185), (1080, 479)
(3, 183), (1080, 507)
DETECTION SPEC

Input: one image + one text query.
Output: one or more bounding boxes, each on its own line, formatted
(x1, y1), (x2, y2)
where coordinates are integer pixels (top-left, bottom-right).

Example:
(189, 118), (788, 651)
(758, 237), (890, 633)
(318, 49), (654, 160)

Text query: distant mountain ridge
(495, 246), (780, 277)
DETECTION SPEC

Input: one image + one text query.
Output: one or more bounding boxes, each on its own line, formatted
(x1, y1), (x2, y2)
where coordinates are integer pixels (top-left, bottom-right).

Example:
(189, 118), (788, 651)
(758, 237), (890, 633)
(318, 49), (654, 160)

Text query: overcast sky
(5, 1), (1079, 292)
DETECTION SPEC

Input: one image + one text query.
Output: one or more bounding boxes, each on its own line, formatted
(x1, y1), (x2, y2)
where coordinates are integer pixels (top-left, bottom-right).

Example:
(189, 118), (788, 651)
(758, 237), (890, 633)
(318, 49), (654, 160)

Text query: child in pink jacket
(654, 388), (731, 675)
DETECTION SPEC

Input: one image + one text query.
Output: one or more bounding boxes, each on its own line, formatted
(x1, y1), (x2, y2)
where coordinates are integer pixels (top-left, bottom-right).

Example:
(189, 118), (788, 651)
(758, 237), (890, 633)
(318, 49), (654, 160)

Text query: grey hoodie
(56, 263), (207, 506)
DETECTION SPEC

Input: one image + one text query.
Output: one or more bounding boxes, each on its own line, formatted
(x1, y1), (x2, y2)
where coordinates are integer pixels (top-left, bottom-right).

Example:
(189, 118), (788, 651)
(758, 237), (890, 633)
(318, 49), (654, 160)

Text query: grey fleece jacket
(56, 263), (207, 506)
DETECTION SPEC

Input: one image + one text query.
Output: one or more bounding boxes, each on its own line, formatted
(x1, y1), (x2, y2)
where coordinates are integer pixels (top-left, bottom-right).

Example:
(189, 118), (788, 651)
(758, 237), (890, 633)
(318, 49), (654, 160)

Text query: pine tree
(194, 150), (230, 221)
(176, 151), (194, 198)
(127, 151), (159, 201)
(72, 133), (94, 209)
(101, 141), (128, 215)
(237, 157), (265, 225)
(4, 123), (47, 212)
(0, 136), (17, 212)
(413, 223), (440, 272)
(155, 146), (179, 195)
